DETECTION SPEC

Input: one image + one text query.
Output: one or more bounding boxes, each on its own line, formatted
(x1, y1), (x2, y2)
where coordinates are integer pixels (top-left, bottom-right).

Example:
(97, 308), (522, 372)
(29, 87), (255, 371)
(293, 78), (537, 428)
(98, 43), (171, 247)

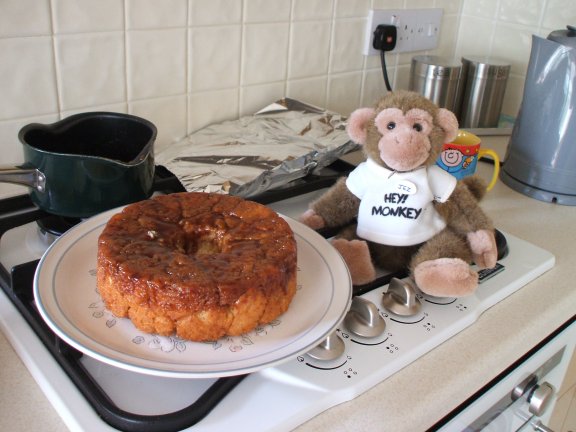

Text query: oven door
(437, 317), (576, 432)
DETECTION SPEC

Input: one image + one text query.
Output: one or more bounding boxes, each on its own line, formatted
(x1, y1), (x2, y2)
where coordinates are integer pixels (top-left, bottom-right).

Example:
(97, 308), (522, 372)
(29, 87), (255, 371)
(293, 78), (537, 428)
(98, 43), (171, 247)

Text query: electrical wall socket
(363, 8), (443, 55)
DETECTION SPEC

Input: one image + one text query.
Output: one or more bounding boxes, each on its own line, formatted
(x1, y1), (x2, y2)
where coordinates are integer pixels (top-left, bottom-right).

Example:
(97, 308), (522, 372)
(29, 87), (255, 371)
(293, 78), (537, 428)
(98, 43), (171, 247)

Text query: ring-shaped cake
(97, 192), (297, 342)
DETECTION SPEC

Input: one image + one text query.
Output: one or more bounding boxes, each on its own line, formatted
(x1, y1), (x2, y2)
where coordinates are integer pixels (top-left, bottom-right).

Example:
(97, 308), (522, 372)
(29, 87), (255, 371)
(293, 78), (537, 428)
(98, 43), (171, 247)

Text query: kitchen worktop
(1, 136), (575, 432)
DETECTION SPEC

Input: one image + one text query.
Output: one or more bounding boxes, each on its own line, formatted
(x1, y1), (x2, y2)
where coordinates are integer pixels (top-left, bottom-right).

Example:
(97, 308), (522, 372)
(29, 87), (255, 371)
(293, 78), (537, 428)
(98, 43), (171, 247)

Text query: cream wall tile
(61, 103), (128, 118)
(130, 95), (187, 152)
(0, 37), (58, 120)
(327, 73), (362, 115)
(394, 63), (412, 91)
(240, 82), (285, 116)
(330, 19), (366, 73)
(500, 74), (525, 117)
(455, 16), (495, 58)
(289, 21), (331, 79)
(434, 0), (462, 15)
(189, 0), (242, 26)
(0, 0), (51, 37)
(188, 89), (239, 133)
(498, 0), (544, 26)
(56, 33), (125, 110)
(190, 26), (241, 91)
(292, 0), (335, 21)
(242, 24), (289, 85)
(0, 114), (59, 164)
(0, 0), (569, 164)
(435, 14), (460, 58)
(542, 0), (576, 29)
(127, 29), (186, 100)
(365, 51), (389, 69)
(335, 0), (370, 17)
(371, 0), (404, 9)
(398, 51), (416, 66)
(244, 0), (291, 23)
(127, 0), (187, 29)
(405, 0), (433, 9)
(491, 23), (532, 75)
(361, 69), (388, 107)
(461, 0), (499, 20)
(286, 77), (328, 108)
(52, 0), (124, 34)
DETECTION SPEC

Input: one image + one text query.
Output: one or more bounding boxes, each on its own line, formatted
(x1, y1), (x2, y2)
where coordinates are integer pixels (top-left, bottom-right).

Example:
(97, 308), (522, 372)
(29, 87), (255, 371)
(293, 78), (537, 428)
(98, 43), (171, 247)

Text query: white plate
(34, 208), (352, 378)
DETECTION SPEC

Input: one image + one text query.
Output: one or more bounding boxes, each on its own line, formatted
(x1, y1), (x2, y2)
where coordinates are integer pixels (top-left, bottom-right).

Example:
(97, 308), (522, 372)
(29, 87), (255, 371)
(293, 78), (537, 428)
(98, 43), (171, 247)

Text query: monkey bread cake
(96, 192), (297, 342)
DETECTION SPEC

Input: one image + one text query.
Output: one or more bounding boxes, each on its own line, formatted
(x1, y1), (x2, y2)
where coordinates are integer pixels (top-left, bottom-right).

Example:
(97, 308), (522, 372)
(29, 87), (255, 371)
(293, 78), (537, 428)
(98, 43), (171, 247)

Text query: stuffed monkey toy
(300, 90), (498, 297)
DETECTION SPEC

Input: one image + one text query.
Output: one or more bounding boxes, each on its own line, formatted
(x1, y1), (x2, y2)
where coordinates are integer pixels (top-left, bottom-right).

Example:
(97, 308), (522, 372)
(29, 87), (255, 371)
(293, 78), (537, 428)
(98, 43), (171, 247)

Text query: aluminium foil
(155, 98), (358, 198)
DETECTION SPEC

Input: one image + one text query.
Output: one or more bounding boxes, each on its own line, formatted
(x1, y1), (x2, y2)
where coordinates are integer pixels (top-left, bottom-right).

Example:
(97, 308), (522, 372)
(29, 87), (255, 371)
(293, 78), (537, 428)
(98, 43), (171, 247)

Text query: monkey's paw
(299, 209), (326, 230)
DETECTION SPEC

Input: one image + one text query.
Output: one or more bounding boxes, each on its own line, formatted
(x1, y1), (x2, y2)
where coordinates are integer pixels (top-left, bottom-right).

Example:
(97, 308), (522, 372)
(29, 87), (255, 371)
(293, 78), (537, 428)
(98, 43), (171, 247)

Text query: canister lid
(411, 55), (462, 79)
(462, 56), (511, 79)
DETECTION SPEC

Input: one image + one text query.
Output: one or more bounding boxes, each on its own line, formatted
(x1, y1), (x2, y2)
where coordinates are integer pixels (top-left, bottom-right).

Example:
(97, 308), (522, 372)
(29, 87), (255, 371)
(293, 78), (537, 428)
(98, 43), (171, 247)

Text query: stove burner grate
(0, 168), (251, 432)
(7, 259), (248, 431)
(37, 214), (81, 237)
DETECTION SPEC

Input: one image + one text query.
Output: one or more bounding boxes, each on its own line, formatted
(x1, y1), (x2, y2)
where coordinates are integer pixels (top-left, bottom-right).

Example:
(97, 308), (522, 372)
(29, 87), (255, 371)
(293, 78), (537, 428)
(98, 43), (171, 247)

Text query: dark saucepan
(0, 112), (156, 218)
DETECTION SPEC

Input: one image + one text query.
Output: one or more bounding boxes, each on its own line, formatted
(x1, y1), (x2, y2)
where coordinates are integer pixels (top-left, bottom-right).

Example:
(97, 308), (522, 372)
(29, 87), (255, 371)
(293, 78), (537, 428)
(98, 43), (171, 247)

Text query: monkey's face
(346, 91), (459, 173)
(372, 108), (433, 172)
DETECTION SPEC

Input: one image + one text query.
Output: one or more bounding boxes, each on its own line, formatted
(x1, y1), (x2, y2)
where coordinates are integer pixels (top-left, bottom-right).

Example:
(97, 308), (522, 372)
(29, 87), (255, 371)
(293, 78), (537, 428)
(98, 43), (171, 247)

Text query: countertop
(1, 136), (575, 432)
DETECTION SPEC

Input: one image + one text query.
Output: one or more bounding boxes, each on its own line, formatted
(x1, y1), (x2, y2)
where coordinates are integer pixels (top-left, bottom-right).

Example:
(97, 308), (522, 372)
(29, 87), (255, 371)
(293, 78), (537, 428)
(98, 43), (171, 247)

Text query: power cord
(380, 50), (393, 92)
(373, 24), (397, 92)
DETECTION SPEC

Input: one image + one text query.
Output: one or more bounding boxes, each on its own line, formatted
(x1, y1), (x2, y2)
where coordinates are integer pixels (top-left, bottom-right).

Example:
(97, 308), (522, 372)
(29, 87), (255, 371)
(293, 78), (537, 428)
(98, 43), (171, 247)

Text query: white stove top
(0, 190), (555, 432)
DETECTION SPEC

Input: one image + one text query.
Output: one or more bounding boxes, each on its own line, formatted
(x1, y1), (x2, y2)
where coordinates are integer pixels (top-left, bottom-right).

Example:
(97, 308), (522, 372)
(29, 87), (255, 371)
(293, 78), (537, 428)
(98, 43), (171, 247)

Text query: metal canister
(459, 56), (511, 128)
(409, 55), (463, 116)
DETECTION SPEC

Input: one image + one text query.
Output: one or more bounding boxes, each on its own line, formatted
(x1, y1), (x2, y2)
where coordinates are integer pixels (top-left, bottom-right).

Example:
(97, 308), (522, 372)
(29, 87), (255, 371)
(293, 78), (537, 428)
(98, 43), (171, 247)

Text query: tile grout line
(48, 0), (62, 118)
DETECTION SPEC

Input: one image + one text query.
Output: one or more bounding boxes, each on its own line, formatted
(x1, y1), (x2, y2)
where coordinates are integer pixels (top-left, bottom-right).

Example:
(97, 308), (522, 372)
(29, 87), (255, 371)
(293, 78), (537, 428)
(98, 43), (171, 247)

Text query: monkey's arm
(436, 179), (497, 268)
(300, 177), (360, 229)
(436, 180), (493, 233)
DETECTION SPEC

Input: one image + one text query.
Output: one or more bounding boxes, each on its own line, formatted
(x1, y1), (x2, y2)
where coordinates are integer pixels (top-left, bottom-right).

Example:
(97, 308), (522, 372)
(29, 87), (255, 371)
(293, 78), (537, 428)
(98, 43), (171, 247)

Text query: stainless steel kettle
(500, 25), (576, 205)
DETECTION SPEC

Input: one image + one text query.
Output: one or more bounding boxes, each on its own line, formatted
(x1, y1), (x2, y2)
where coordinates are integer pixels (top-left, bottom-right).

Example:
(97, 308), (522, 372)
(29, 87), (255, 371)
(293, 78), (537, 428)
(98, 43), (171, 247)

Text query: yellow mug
(436, 130), (500, 191)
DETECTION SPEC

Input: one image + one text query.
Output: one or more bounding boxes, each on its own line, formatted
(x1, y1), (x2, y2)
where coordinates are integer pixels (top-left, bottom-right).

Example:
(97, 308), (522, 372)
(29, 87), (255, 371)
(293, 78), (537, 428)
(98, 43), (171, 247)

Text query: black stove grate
(0, 162), (364, 432)
(0, 166), (250, 432)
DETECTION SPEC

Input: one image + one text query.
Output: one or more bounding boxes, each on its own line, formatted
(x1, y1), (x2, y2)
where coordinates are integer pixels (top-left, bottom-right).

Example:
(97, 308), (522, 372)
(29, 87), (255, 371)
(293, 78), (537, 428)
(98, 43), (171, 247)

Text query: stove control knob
(382, 277), (422, 316)
(307, 331), (345, 361)
(344, 297), (386, 338)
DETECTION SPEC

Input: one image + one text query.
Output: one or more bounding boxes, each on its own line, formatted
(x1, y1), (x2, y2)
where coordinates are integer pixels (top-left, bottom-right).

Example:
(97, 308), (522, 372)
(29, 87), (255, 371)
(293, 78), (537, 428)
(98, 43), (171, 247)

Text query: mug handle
(478, 149), (500, 191)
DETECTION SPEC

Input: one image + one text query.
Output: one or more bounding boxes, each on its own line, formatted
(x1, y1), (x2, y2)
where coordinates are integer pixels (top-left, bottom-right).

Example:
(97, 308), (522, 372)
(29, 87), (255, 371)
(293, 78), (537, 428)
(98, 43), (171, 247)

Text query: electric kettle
(500, 25), (576, 205)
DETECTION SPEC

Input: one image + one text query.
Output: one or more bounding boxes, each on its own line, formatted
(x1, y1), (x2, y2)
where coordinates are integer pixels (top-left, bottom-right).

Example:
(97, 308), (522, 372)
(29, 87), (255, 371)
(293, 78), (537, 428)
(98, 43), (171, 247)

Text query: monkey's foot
(331, 238), (376, 286)
(414, 258), (478, 297)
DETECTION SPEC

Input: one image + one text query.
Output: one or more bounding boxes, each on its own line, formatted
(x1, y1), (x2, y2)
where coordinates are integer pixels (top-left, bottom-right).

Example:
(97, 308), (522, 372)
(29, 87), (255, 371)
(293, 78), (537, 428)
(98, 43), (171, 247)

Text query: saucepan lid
(33, 208), (352, 378)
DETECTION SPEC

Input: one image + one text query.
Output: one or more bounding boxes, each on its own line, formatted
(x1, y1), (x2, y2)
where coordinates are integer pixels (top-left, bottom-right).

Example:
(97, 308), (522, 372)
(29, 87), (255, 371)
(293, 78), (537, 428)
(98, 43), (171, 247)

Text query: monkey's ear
(436, 108), (459, 143)
(346, 107), (375, 145)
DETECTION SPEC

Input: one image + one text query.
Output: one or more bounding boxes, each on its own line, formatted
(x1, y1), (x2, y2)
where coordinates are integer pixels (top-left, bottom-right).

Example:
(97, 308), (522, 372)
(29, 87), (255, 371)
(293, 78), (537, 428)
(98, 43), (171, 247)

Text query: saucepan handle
(0, 165), (46, 192)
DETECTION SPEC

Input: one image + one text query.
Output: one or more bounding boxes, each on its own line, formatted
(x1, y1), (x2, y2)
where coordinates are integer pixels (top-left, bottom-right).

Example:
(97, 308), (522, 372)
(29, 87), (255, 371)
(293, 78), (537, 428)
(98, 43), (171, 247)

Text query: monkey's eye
(413, 123), (423, 132)
(387, 122), (396, 130)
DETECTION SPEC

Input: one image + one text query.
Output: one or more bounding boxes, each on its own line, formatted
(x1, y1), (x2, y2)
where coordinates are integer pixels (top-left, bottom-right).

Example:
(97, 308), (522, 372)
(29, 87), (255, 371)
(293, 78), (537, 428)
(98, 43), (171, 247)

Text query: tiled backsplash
(0, 0), (574, 168)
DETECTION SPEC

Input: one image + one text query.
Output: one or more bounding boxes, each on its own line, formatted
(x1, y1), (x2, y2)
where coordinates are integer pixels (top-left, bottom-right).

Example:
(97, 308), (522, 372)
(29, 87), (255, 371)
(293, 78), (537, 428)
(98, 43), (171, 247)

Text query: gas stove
(0, 164), (555, 432)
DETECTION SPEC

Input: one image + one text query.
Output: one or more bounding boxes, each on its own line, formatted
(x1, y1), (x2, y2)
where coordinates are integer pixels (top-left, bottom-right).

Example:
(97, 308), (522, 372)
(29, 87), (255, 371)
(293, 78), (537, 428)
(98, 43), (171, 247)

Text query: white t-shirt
(346, 158), (457, 246)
